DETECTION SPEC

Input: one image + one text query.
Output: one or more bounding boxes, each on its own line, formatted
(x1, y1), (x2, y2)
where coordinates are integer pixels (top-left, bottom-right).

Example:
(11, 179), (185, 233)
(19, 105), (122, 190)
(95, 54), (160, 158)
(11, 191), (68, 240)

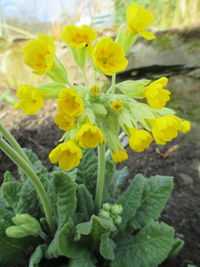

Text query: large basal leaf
(51, 171), (78, 228)
(129, 175), (173, 229)
(2, 181), (22, 212)
(18, 148), (50, 189)
(112, 221), (174, 267)
(16, 179), (42, 218)
(46, 219), (86, 260)
(117, 174), (145, 231)
(29, 244), (47, 267)
(76, 149), (98, 195)
(77, 184), (94, 221)
(100, 233), (116, 261)
(0, 200), (31, 266)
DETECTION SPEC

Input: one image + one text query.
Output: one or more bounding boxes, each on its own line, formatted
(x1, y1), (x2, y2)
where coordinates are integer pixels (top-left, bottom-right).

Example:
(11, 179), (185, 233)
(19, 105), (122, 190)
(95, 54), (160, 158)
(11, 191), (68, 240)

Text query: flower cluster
(15, 2), (191, 171)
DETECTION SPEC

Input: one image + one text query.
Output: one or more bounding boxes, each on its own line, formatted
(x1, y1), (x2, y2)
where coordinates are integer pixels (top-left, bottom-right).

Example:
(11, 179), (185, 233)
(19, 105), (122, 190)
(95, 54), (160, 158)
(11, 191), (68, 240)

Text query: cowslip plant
(0, 2), (190, 267)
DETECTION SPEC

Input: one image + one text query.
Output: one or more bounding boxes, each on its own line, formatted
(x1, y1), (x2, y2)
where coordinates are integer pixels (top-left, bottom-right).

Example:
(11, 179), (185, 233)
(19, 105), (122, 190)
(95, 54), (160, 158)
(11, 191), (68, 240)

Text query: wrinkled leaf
(112, 221), (174, 267)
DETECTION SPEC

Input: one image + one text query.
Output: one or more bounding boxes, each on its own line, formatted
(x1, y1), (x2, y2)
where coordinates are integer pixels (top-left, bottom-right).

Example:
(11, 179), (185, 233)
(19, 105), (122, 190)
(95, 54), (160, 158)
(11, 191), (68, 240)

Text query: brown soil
(0, 101), (200, 267)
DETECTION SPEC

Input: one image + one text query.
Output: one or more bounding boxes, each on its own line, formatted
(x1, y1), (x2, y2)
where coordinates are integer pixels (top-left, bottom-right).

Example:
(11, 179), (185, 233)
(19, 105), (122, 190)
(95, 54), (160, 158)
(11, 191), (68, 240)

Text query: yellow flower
(111, 148), (128, 163)
(54, 112), (75, 131)
(14, 84), (44, 115)
(129, 129), (153, 152)
(49, 141), (82, 171)
(58, 88), (84, 117)
(22, 34), (55, 74)
(111, 99), (123, 112)
(92, 37), (128, 76)
(126, 2), (155, 40)
(144, 77), (171, 109)
(90, 85), (100, 96)
(62, 25), (97, 48)
(152, 115), (181, 145)
(76, 123), (104, 148)
(179, 120), (191, 133)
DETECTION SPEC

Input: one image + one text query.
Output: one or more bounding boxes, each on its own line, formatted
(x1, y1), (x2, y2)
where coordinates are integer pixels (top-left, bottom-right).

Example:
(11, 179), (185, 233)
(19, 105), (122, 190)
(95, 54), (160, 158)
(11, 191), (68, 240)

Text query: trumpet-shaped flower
(62, 25), (97, 48)
(111, 99), (123, 112)
(90, 85), (101, 96)
(54, 112), (75, 131)
(179, 120), (191, 133)
(14, 84), (44, 115)
(22, 34), (55, 74)
(144, 77), (171, 109)
(129, 129), (153, 152)
(152, 115), (181, 145)
(58, 88), (84, 117)
(92, 37), (128, 76)
(126, 2), (155, 40)
(111, 148), (128, 163)
(49, 141), (82, 171)
(76, 123), (104, 148)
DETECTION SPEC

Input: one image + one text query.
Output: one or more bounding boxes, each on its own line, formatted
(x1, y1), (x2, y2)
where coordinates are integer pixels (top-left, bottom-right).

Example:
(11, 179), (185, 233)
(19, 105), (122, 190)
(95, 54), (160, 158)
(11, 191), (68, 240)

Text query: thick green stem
(95, 144), (106, 213)
(0, 123), (31, 165)
(0, 138), (55, 234)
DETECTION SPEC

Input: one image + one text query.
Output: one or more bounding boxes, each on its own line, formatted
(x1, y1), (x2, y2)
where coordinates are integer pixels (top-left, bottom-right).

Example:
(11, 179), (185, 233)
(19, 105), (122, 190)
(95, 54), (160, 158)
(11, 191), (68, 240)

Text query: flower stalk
(95, 144), (106, 213)
(0, 123), (31, 165)
(0, 138), (55, 234)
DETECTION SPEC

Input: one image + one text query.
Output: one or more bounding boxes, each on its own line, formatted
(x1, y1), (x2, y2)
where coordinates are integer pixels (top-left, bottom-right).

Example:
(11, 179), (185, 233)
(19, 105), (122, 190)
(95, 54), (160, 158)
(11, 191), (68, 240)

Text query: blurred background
(0, 0), (200, 129)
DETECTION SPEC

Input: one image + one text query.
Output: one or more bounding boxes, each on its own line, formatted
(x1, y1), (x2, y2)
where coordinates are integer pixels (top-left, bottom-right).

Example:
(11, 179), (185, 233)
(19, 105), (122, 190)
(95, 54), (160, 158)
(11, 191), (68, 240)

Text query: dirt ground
(0, 99), (200, 267)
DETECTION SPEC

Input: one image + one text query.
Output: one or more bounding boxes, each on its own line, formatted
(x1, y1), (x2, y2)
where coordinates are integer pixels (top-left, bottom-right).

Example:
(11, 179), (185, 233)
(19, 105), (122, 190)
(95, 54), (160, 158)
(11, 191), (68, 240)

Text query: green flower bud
(47, 58), (69, 84)
(103, 203), (111, 211)
(111, 204), (123, 215)
(113, 215), (122, 225)
(6, 214), (42, 238)
(6, 226), (30, 238)
(99, 210), (110, 219)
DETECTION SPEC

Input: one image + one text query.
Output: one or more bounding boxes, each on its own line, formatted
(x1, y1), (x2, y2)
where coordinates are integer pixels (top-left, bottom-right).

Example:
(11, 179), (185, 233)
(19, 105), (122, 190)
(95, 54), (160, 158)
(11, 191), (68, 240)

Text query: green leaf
(0, 201), (30, 265)
(168, 237), (184, 258)
(2, 181), (22, 212)
(69, 252), (95, 267)
(112, 221), (174, 267)
(16, 180), (42, 218)
(3, 170), (15, 182)
(18, 148), (51, 190)
(76, 149), (98, 195)
(117, 174), (145, 230)
(100, 233), (116, 260)
(52, 171), (78, 228)
(129, 175), (173, 229)
(77, 184), (94, 221)
(46, 219), (86, 259)
(29, 244), (47, 267)
(76, 215), (116, 248)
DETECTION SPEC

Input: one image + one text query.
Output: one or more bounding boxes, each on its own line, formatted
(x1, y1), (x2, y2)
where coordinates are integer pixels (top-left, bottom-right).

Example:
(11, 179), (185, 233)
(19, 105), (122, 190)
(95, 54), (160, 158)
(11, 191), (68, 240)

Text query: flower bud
(111, 204), (123, 215)
(99, 210), (110, 219)
(6, 214), (42, 238)
(103, 203), (111, 211)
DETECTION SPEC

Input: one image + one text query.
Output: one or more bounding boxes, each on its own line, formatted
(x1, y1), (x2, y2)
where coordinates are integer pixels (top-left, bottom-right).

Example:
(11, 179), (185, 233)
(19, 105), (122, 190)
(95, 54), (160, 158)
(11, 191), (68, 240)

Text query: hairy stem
(0, 123), (31, 165)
